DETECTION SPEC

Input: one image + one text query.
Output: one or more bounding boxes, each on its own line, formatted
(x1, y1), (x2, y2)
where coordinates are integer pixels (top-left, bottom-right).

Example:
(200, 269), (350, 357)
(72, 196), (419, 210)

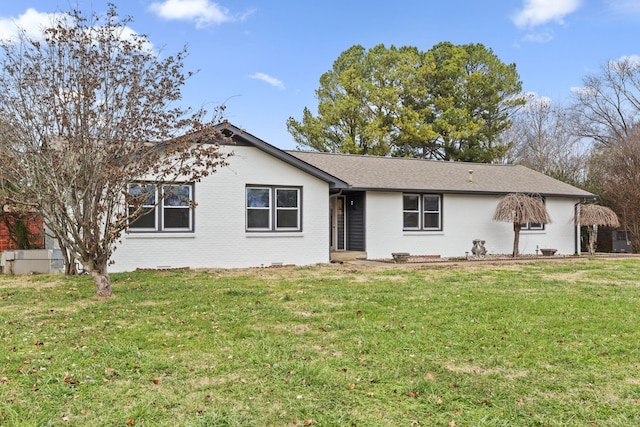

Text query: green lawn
(1, 258), (640, 426)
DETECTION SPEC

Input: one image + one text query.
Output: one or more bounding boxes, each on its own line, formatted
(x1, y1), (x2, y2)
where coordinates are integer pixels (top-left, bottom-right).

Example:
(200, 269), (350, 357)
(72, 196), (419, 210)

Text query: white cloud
(0, 8), (67, 41)
(0, 9), (152, 52)
(605, 0), (640, 15)
(148, 0), (234, 28)
(512, 0), (582, 28)
(522, 28), (555, 43)
(249, 73), (285, 90)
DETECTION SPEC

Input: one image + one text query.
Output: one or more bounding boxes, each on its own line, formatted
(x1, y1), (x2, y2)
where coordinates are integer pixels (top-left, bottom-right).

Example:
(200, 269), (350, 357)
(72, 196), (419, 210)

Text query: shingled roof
(287, 151), (594, 198)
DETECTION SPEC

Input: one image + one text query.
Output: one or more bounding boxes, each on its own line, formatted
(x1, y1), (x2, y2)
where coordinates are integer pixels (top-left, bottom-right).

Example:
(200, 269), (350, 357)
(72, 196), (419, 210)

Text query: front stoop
(330, 251), (367, 262)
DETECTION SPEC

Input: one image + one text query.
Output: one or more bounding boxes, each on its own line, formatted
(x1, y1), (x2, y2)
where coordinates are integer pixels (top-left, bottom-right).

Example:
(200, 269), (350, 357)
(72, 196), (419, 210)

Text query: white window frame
(162, 184), (193, 232)
(246, 186), (301, 232)
(403, 193), (442, 231)
(246, 187), (273, 231)
(128, 183), (158, 231)
(522, 197), (546, 231)
(422, 194), (442, 230)
(275, 188), (300, 231)
(128, 183), (194, 233)
(402, 194), (421, 231)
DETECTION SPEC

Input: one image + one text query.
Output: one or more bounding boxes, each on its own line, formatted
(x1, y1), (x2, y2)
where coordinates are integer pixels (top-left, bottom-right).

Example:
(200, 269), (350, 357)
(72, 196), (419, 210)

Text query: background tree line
(1, 3), (639, 301)
(288, 45), (640, 252)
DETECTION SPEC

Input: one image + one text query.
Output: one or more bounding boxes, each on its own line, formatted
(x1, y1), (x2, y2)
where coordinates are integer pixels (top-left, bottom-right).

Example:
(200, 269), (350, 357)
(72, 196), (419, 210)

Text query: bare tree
(0, 5), (229, 296)
(590, 128), (640, 253)
(501, 94), (591, 186)
(573, 204), (619, 255)
(571, 56), (640, 146)
(493, 193), (551, 257)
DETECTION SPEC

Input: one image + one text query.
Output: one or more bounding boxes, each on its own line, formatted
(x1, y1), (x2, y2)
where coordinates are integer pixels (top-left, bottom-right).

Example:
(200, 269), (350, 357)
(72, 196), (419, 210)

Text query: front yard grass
(1, 258), (639, 426)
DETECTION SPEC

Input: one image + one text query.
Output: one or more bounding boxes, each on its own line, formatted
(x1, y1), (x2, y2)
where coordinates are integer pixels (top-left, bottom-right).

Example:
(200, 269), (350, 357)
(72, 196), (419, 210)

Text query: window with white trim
(128, 183), (193, 232)
(403, 194), (442, 231)
(522, 222), (544, 231)
(246, 186), (301, 231)
(522, 197), (546, 231)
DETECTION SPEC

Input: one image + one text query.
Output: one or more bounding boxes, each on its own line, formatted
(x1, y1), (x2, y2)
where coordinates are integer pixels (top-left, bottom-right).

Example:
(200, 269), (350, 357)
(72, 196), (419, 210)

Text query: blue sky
(1, 0), (639, 149)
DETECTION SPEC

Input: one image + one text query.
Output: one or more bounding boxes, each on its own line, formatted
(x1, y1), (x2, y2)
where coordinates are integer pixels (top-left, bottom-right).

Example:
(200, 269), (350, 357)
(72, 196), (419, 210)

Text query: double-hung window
(128, 183), (194, 232)
(403, 194), (442, 231)
(246, 186), (301, 231)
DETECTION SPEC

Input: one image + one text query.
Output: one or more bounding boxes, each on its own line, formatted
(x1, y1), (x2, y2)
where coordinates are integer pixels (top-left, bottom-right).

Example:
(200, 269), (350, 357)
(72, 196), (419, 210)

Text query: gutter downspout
(574, 200), (584, 255)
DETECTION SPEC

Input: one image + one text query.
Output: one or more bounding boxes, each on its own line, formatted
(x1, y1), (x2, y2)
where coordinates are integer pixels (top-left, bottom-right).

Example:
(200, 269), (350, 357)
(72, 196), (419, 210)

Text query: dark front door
(345, 192), (365, 252)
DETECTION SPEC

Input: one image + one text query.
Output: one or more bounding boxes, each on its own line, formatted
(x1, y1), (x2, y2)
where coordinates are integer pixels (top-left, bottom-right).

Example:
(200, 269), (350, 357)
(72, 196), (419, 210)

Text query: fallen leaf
(348, 383), (355, 390)
(126, 419), (135, 426)
(152, 378), (160, 384)
(424, 372), (435, 381)
(104, 367), (118, 376)
(449, 421), (457, 427)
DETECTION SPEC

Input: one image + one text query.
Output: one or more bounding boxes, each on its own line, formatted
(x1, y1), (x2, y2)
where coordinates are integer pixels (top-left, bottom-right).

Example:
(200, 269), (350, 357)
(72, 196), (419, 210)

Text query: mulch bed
(373, 253), (639, 264)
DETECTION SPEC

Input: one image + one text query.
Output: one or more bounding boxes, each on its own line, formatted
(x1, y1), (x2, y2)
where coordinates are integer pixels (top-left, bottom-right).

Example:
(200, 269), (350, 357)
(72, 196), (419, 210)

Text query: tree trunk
(512, 223), (521, 257)
(88, 260), (112, 297)
(587, 226), (596, 255)
(92, 270), (112, 297)
(58, 239), (78, 275)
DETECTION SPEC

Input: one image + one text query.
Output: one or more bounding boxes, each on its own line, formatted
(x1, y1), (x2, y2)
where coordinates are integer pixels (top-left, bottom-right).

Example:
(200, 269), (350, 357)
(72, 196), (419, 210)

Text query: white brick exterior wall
(109, 142), (583, 271)
(365, 192), (579, 259)
(110, 145), (330, 271)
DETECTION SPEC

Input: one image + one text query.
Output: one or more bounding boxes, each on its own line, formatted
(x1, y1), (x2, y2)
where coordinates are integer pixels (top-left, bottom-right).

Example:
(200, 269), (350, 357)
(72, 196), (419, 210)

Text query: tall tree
(589, 128), (640, 253)
(0, 5), (229, 296)
(287, 45), (424, 156)
(571, 56), (640, 146)
(287, 42), (523, 162)
(501, 95), (591, 186)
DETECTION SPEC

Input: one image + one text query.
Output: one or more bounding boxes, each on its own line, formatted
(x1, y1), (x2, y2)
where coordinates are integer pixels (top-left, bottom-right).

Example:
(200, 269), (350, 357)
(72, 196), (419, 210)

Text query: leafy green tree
(287, 42), (523, 162)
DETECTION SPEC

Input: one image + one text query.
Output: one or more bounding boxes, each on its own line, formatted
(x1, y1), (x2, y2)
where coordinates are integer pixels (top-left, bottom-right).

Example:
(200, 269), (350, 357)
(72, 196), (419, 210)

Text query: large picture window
(128, 183), (193, 232)
(403, 194), (442, 231)
(246, 186), (301, 231)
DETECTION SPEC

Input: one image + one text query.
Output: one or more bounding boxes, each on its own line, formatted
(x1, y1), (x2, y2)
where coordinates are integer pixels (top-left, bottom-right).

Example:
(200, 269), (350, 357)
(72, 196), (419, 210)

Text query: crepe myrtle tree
(0, 5), (230, 297)
(493, 193), (551, 257)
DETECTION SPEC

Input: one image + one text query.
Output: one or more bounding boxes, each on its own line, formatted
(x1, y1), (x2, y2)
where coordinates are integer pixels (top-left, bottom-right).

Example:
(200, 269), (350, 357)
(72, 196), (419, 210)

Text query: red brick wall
(0, 217), (44, 251)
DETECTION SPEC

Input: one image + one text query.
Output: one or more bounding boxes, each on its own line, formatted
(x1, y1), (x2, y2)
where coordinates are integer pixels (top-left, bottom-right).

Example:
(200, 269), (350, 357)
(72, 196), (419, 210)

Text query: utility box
(1, 249), (64, 275)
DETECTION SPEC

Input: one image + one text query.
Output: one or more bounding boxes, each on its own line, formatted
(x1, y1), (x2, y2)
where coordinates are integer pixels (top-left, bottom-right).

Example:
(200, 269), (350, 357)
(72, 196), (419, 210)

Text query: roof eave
(214, 123), (350, 189)
(343, 187), (595, 198)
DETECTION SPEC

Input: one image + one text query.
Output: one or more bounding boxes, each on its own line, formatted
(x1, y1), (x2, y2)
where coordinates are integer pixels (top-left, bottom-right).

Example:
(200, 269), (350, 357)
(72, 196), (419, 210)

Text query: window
(128, 184), (157, 230)
(246, 186), (301, 231)
(522, 197), (545, 231)
(522, 222), (544, 231)
(128, 183), (193, 232)
(403, 194), (442, 231)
